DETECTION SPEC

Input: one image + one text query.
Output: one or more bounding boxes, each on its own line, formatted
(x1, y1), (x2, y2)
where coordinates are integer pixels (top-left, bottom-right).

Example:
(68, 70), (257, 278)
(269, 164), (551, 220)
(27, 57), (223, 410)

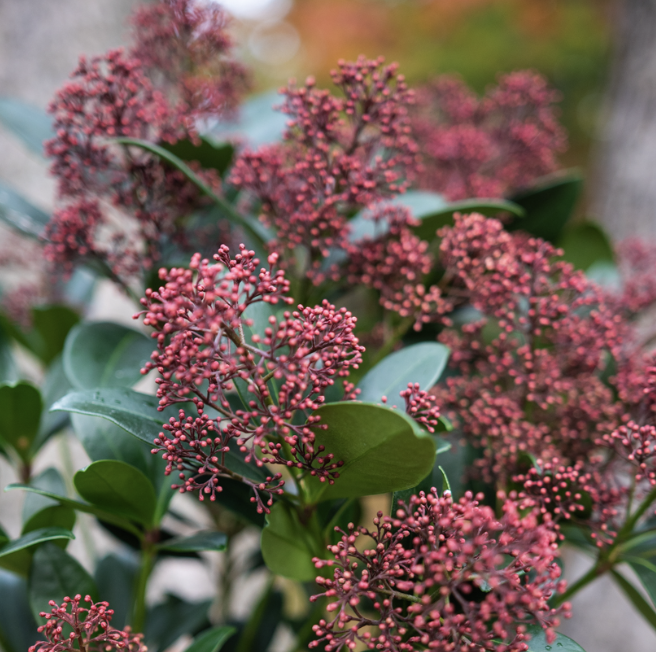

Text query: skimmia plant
(1, 2), (656, 652)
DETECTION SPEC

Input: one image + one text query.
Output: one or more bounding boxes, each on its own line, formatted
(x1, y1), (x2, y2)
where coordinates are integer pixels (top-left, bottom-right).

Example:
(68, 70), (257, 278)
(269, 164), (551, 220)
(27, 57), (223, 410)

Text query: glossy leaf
(161, 136), (234, 177)
(0, 181), (49, 241)
(508, 171), (583, 242)
(25, 305), (80, 366)
(0, 382), (42, 461)
(0, 528), (75, 575)
(557, 221), (614, 271)
(63, 321), (153, 389)
(53, 387), (266, 481)
(95, 554), (139, 629)
(391, 455), (450, 516)
(0, 97), (53, 155)
(184, 626), (237, 652)
(74, 460), (157, 526)
(525, 626), (587, 651)
(22, 468), (67, 524)
(7, 483), (142, 537)
(28, 543), (98, 621)
(625, 557), (656, 608)
(357, 342), (449, 407)
(261, 502), (319, 581)
(22, 506), (76, 540)
(307, 402), (436, 501)
(34, 357), (72, 450)
(157, 531), (227, 553)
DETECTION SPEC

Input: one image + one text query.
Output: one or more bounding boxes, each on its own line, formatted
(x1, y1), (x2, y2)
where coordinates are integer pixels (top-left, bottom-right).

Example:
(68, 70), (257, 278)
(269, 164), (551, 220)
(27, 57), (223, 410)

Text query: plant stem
(554, 561), (607, 606)
(132, 540), (156, 632)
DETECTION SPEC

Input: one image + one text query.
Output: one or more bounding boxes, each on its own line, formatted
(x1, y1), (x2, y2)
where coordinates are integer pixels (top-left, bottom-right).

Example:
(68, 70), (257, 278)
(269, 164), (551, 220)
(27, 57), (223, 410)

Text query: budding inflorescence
(310, 489), (568, 652)
(137, 244), (365, 510)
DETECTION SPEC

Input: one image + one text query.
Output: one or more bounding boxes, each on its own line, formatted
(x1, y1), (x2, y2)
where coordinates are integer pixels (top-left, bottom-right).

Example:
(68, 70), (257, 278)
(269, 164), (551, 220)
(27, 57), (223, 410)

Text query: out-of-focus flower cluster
(311, 490), (568, 652)
(29, 595), (145, 652)
(231, 57), (418, 283)
(44, 0), (248, 287)
(411, 72), (567, 200)
(137, 244), (366, 511)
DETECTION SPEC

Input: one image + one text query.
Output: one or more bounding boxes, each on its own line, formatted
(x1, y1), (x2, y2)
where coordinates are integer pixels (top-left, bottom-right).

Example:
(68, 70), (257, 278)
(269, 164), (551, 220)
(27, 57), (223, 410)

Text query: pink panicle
(412, 71), (566, 200)
(230, 56), (418, 281)
(137, 244), (365, 510)
(310, 490), (568, 652)
(29, 595), (145, 652)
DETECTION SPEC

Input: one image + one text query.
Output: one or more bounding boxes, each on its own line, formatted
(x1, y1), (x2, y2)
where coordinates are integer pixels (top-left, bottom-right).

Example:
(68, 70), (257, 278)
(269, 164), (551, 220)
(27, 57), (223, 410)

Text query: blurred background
(1, 1), (655, 650)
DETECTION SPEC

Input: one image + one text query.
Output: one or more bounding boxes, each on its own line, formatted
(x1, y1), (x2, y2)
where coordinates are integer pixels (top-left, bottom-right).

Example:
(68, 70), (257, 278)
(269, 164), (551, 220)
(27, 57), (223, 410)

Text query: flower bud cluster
(230, 57), (418, 281)
(137, 244), (365, 508)
(412, 71), (566, 200)
(29, 595), (145, 652)
(310, 490), (568, 652)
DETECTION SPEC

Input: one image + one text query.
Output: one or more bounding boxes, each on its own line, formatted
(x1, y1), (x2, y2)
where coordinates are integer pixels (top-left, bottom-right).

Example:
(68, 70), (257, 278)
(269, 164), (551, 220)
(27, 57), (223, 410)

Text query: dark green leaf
(22, 506), (76, 540)
(184, 626), (237, 652)
(22, 468), (68, 523)
(161, 137), (234, 177)
(611, 569), (656, 631)
(0, 381), (42, 461)
(157, 531), (227, 553)
(0, 322), (17, 384)
(0, 97), (53, 155)
(261, 502), (320, 581)
(508, 171), (584, 242)
(6, 483), (142, 537)
(74, 460), (157, 526)
(625, 556), (656, 608)
(31, 305), (81, 365)
(63, 321), (153, 390)
(357, 342), (449, 407)
(525, 625), (587, 651)
(145, 594), (211, 651)
(557, 221), (614, 271)
(0, 570), (39, 652)
(233, 582), (282, 652)
(28, 543), (98, 621)
(307, 403), (436, 501)
(95, 553), (139, 629)
(411, 198), (524, 242)
(208, 477), (265, 528)
(34, 357), (72, 450)
(0, 528), (75, 575)
(391, 456), (450, 516)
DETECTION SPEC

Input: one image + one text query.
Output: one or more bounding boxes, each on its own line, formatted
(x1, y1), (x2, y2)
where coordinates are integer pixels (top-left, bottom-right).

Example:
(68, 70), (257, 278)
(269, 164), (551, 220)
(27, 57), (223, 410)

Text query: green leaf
(260, 502), (319, 581)
(0, 322), (17, 384)
(114, 137), (266, 247)
(63, 321), (154, 390)
(6, 483), (142, 537)
(161, 136), (234, 177)
(0, 570), (39, 652)
(411, 198), (524, 242)
(0, 97), (53, 155)
(157, 531), (227, 553)
(53, 387), (266, 482)
(625, 557), (656, 608)
(391, 457), (450, 516)
(611, 568), (656, 631)
(307, 402), (436, 502)
(0, 182), (49, 240)
(508, 170), (584, 242)
(31, 305), (80, 366)
(557, 221), (614, 271)
(183, 626), (236, 652)
(95, 554), (139, 629)
(357, 342), (449, 407)
(145, 595), (211, 651)
(0, 381), (42, 461)
(22, 506), (76, 540)
(21, 468), (68, 523)
(74, 460), (157, 526)
(0, 528), (75, 576)
(207, 90), (286, 147)
(28, 543), (98, 621)
(34, 357), (72, 450)
(525, 625), (587, 651)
